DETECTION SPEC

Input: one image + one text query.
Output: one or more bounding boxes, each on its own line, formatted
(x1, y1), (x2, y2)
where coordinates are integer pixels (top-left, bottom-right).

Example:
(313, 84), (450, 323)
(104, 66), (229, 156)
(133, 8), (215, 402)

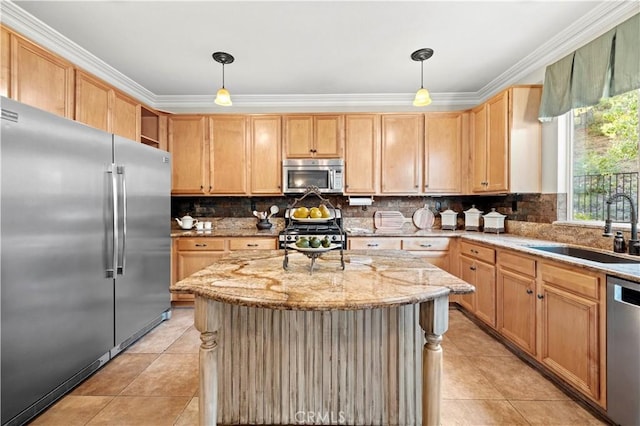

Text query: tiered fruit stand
(282, 187), (345, 274)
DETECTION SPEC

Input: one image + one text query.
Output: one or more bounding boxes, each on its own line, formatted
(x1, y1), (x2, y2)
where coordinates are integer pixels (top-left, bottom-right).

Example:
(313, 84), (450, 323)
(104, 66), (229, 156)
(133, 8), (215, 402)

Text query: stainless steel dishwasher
(607, 276), (640, 426)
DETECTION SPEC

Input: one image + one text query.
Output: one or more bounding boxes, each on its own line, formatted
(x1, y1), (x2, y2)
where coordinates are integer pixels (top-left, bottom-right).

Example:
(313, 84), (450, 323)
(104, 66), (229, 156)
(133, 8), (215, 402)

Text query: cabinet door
(11, 34), (74, 118)
(471, 104), (487, 192)
(486, 91), (509, 192)
(380, 114), (422, 194)
(475, 261), (497, 327)
(75, 71), (111, 132)
(344, 114), (379, 194)
(284, 115), (313, 157)
(314, 115), (343, 157)
(1, 27), (10, 97)
(424, 113), (462, 193)
(112, 91), (139, 141)
(169, 116), (207, 194)
(540, 284), (600, 401)
(497, 268), (536, 354)
(175, 251), (226, 301)
(458, 255), (476, 311)
(250, 115), (282, 194)
(209, 116), (248, 195)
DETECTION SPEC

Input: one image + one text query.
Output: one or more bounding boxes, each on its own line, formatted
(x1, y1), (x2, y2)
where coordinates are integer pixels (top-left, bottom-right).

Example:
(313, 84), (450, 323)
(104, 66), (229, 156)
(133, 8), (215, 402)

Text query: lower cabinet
(458, 241), (497, 327)
(463, 245), (607, 408)
(172, 236), (277, 302)
(497, 250), (537, 355)
(539, 261), (604, 404)
(402, 237), (450, 272)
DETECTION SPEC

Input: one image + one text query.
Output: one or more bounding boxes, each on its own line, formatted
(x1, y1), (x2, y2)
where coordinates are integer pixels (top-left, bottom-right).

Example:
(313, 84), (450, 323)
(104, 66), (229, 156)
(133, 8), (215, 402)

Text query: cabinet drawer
(540, 262), (600, 300)
(349, 238), (402, 250)
(228, 238), (277, 250)
(460, 241), (495, 264)
(498, 250), (536, 277)
(177, 238), (226, 251)
(402, 238), (450, 251)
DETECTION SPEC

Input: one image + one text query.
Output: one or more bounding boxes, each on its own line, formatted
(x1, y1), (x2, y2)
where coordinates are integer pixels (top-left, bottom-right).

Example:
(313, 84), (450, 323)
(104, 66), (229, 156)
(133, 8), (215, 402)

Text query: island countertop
(171, 249), (474, 311)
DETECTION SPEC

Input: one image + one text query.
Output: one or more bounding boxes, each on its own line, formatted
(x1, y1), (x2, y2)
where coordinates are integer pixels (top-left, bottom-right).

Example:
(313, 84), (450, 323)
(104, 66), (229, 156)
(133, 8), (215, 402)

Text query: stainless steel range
(278, 208), (347, 249)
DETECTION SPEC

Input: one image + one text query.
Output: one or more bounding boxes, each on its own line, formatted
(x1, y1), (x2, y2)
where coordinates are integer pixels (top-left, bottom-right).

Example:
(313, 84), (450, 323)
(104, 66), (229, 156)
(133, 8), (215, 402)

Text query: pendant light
(411, 48), (433, 107)
(213, 51), (234, 106)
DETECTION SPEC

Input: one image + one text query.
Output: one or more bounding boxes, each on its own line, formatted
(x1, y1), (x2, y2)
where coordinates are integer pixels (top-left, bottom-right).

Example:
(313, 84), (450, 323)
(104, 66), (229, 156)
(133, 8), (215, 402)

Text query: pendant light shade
(411, 48), (434, 107)
(213, 51), (234, 106)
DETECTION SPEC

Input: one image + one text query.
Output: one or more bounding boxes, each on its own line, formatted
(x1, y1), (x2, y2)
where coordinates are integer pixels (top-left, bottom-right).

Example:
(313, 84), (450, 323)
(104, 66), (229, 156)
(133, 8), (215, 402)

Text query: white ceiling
(3, 1), (639, 112)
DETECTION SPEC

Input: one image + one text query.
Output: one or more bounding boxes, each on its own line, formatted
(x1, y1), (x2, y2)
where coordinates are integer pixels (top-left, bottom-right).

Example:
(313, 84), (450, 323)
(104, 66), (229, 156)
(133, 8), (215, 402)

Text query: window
(569, 89), (640, 223)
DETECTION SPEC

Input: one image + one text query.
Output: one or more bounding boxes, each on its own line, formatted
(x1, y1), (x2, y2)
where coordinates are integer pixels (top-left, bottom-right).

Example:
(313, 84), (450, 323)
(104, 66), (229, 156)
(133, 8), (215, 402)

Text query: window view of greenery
(572, 89), (640, 222)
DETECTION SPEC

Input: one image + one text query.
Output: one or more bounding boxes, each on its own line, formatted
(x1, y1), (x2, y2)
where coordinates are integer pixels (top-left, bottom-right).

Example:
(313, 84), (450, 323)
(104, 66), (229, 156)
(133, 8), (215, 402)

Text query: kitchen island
(171, 249), (474, 426)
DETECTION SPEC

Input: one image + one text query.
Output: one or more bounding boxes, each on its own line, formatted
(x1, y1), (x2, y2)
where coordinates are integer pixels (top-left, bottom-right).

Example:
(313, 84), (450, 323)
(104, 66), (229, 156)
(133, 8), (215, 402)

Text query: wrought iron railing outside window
(573, 172), (639, 222)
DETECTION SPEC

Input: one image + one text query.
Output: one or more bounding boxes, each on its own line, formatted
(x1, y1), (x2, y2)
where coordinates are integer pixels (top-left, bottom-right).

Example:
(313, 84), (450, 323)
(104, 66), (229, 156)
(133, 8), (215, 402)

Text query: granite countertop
(459, 233), (640, 282)
(171, 249), (474, 311)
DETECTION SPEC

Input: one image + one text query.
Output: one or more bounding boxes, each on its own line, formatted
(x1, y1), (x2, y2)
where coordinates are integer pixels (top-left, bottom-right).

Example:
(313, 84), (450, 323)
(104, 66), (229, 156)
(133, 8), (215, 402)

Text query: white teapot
(175, 215), (197, 229)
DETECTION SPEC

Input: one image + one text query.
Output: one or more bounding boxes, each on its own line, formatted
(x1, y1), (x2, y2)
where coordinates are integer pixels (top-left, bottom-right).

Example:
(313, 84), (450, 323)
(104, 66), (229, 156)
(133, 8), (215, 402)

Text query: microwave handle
(329, 169), (335, 190)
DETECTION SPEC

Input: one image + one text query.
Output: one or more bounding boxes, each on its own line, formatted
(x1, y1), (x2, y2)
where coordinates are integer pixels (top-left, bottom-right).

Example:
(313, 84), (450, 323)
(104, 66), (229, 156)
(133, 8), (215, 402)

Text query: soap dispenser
(614, 231), (626, 253)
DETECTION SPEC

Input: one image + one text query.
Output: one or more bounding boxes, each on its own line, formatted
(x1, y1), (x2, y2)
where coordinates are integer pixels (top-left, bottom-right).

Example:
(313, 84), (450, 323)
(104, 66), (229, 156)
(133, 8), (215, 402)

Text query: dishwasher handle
(612, 280), (640, 308)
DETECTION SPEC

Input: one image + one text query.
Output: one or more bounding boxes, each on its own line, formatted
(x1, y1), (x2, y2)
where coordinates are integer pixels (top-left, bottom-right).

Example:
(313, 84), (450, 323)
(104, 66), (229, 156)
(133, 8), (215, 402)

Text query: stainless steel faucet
(603, 193), (640, 255)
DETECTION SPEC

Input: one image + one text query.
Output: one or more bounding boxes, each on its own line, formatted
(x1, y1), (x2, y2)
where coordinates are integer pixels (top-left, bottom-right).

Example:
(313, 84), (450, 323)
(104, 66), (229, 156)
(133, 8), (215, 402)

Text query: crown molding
(2, 0), (637, 112)
(0, 0), (156, 106)
(154, 92), (480, 113)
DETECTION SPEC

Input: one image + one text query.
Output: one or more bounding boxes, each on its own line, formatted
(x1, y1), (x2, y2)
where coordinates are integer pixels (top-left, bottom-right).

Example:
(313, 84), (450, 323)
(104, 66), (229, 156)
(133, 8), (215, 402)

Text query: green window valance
(539, 13), (640, 121)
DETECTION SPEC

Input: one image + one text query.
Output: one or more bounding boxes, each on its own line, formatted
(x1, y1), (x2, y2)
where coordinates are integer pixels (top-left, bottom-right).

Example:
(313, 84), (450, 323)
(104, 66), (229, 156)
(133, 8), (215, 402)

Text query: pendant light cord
(221, 63), (225, 89)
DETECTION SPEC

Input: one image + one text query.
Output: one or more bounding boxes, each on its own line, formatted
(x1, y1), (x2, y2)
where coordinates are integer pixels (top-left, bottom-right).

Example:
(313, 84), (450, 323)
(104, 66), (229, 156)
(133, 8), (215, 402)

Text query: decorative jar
(440, 209), (458, 231)
(483, 208), (506, 233)
(464, 205), (483, 231)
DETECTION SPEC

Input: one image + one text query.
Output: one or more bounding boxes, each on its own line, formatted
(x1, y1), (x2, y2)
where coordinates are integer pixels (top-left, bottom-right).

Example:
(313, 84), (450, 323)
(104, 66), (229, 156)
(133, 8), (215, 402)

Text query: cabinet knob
(195, 243), (207, 247)
(415, 185), (419, 188)
(247, 243), (259, 247)
(526, 289), (533, 294)
(469, 266), (476, 271)
(420, 244), (432, 248)
(537, 294), (544, 299)
(200, 185), (204, 190)
(367, 243), (379, 247)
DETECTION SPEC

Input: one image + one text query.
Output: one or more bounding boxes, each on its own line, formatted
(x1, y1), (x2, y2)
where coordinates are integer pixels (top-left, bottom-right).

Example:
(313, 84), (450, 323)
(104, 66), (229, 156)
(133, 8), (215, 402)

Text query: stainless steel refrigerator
(1, 97), (171, 426)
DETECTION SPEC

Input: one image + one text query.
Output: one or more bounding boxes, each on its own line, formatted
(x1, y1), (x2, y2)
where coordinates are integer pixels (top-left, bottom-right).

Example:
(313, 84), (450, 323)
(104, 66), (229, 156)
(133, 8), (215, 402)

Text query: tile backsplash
(171, 193), (564, 224)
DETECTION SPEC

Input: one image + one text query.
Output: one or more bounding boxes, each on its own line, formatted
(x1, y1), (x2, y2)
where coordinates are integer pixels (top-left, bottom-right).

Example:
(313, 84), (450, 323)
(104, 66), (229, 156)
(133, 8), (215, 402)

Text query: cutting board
(412, 205), (435, 230)
(373, 211), (405, 230)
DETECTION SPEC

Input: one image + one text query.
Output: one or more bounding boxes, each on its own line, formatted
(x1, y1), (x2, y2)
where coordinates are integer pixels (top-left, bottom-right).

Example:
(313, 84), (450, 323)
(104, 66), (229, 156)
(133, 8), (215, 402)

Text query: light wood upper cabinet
(250, 115), (282, 194)
(209, 116), (248, 195)
(1, 27), (10, 97)
(284, 115), (343, 158)
(424, 112), (464, 194)
(10, 33), (74, 118)
(344, 114), (379, 194)
(75, 70), (111, 132)
(380, 114), (422, 194)
(112, 91), (140, 141)
(169, 115), (207, 194)
(471, 86), (541, 194)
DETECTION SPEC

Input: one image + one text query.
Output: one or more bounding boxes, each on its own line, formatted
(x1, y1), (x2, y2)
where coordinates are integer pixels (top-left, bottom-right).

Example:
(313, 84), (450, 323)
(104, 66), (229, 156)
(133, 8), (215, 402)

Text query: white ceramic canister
(440, 209), (458, 231)
(483, 208), (506, 233)
(464, 205), (483, 231)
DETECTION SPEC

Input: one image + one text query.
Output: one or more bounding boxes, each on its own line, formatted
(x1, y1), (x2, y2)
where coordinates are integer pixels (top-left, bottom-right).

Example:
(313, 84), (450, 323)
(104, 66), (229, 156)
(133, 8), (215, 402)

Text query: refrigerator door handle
(106, 164), (118, 278)
(117, 165), (127, 276)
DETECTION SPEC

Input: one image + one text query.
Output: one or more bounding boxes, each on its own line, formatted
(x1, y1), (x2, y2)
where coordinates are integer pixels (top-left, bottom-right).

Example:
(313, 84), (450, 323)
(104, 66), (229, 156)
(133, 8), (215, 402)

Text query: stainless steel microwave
(282, 158), (344, 194)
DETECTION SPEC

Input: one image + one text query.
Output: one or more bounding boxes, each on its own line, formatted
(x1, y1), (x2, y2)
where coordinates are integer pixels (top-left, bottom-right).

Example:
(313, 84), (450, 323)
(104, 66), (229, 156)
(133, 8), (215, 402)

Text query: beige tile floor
(29, 307), (607, 425)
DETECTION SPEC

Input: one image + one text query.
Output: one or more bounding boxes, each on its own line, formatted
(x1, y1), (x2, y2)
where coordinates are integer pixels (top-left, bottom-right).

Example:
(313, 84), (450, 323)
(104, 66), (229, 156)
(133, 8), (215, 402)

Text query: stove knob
(331, 235), (337, 241)
(287, 235), (295, 241)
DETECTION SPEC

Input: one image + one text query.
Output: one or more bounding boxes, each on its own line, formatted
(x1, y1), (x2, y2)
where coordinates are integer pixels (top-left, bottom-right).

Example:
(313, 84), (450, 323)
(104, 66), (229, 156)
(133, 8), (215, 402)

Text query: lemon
(309, 207), (322, 219)
(294, 207), (309, 218)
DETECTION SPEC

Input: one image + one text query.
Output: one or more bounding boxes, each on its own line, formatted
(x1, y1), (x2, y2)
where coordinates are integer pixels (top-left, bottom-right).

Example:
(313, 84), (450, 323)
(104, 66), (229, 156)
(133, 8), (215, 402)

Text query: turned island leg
(194, 296), (221, 426)
(419, 295), (449, 426)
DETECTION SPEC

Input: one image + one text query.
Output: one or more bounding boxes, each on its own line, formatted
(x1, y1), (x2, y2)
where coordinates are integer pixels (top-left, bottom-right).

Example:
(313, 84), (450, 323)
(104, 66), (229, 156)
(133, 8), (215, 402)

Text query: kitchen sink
(528, 246), (640, 264)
